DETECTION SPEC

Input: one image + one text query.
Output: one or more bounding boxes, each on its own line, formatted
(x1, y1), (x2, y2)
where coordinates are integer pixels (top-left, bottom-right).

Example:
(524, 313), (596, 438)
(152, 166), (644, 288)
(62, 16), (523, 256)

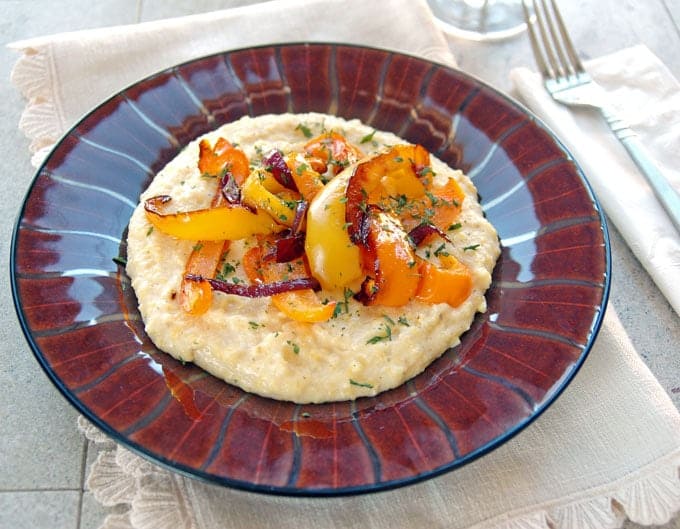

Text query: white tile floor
(2, 1), (679, 527)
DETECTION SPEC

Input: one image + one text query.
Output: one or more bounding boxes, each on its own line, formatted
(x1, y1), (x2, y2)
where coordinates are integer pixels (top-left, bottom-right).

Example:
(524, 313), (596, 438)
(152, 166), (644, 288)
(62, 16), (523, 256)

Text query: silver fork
(523, 0), (680, 233)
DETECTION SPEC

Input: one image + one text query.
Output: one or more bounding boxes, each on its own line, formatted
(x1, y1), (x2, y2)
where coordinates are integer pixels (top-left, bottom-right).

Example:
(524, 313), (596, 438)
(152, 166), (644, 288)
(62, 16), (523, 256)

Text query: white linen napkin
(79, 309), (680, 529)
(8, 2), (680, 528)
(510, 45), (680, 317)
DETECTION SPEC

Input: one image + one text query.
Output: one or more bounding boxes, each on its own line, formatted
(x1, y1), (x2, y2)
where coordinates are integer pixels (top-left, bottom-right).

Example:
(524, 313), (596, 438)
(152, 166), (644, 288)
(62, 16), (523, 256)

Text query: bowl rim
(10, 41), (611, 497)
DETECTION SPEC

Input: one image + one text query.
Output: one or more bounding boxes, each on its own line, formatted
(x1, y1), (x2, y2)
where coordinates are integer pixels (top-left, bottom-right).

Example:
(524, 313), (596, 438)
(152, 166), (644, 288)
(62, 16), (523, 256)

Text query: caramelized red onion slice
(185, 274), (320, 297)
(220, 171), (242, 204)
(408, 223), (451, 247)
(263, 149), (298, 191)
(144, 194), (173, 213)
(263, 233), (306, 263)
(291, 200), (308, 235)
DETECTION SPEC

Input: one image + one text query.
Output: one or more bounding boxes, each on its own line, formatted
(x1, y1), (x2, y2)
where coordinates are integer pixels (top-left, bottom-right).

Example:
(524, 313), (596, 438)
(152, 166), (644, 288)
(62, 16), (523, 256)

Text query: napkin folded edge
(508, 45), (680, 318)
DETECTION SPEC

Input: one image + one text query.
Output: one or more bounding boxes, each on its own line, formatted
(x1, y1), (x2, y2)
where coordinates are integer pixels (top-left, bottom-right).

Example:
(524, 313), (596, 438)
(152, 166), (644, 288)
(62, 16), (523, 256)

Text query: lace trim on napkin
(78, 416), (680, 529)
(10, 44), (63, 167)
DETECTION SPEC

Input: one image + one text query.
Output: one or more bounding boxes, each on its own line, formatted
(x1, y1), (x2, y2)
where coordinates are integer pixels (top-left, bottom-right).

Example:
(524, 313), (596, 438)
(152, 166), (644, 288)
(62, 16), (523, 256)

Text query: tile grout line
(136, 0), (143, 23)
(0, 488), (82, 493)
(76, 433), (89, 529)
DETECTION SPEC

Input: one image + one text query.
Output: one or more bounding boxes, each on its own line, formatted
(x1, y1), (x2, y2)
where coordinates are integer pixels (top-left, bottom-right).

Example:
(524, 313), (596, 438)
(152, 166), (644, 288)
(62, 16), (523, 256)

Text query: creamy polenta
(126, 113), (500, 403)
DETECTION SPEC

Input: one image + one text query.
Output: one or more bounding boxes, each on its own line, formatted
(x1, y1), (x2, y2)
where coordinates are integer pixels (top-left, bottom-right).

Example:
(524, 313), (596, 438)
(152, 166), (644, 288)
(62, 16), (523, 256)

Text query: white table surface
(1, 1), (679, 527)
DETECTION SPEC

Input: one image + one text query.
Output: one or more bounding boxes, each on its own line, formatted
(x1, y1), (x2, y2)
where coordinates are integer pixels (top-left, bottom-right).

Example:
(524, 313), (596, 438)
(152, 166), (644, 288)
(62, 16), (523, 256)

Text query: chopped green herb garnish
(350, 379), (374, 389)
(367, 322), (392, 344)
(296, 123), (313, 138)
(360, 130), (377, 144)
(448, 222), (462, 231)
(463, 244), (480, 251)
(332, 303), (344, 319)
(112, 256), (127, 266)
(287, 340), (300, 354)
(383, 315), (396, 326)
(146, 226), (154, 236)
(433, 243), (449, 257)
(248, 321), (262, 329)
(398, 316), (410, 326)
(193, 243), (204, 252)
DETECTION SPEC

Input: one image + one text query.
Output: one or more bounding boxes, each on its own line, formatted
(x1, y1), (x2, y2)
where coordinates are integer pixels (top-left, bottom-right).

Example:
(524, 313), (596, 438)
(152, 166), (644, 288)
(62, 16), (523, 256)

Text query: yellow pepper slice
(305, 169), (363, 291)
(241, 170), (297, 227)
(144, 195), (284, 241)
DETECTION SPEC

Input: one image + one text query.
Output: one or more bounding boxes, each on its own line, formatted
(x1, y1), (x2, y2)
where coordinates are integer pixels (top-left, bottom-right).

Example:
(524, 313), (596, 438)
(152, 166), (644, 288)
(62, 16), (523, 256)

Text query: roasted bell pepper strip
(303, 132), (363, 175)
(179, 140), (250, 314)
(356, 205), (420, 307)
(144, 195), (284, 241)
(198, 138), (250, 185)
(271, 289), (337, 323)
(305, 169), (364, 291)
(179, 240), (229, 314)
(415, 254), (473, 307)
(345, 144), (430, 245)
(241, 171), (298, 227)
(285, 152), (325, 201)
(401, 178), (465, 236)
(243, 245), (336, 322)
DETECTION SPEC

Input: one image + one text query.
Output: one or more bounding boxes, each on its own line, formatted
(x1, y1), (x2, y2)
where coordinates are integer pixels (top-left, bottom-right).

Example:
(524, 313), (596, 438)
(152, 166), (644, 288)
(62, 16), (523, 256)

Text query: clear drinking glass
(427, 0), (527, 41)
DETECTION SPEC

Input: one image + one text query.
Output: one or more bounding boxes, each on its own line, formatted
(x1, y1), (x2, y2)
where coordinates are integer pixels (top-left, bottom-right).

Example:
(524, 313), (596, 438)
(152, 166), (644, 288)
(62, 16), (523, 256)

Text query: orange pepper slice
(179, 139), (251, 315)
(285, 152), (325, 201)
(343, 144), (471, 308)
(179, 239), (229, 314)
(401, 178), (466, 236)
(197, 138), (249, 184)
(415, 256), (473, 307)
(304, 132), (363, 175)
(242, 244), (336, 322)
(357, 207), (420, 307)
(270, 290), (336, 323)
(345, 144), (430, 244)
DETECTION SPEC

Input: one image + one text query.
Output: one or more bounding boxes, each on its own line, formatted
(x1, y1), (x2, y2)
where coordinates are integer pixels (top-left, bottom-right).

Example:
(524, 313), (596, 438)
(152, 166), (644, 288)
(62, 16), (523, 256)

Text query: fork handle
(602, 108), (680, 233)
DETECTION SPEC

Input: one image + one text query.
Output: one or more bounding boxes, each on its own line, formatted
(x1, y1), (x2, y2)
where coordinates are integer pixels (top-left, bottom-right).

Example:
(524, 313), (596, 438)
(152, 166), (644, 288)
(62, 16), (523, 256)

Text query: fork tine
(548, 0), (585, 74)
(522, 0), (553, 79)
(533, 0), (564, 79)
(540, 0), (573, 77)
